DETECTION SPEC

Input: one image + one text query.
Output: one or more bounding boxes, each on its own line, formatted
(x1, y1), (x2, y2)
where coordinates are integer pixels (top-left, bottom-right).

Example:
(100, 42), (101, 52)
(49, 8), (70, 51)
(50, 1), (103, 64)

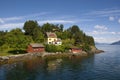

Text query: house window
(49, 39), (51, 40)
(34, 49), (38, 51)
(55, 42), (57, 44)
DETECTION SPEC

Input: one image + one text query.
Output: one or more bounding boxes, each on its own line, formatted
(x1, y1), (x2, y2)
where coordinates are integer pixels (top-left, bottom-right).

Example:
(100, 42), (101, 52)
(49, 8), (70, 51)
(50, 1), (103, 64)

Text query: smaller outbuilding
(70, 46), (82, 53)
(27, 43), (45, 53)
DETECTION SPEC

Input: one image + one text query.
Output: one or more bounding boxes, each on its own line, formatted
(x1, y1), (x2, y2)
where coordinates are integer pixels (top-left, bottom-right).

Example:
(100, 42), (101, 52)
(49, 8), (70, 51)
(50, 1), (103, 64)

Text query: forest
(0, 20), (95, 55)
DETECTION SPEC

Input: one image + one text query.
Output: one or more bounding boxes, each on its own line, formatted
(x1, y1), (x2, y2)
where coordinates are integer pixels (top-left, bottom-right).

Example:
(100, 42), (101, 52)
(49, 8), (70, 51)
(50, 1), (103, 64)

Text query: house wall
(27, 45), (34, 53)
(71, 48), (82, 53)
(47, 38), (57, 44)
(33, 47), (45, 52)
(55, 41), (62, 45)
(27, 45), (45, 53)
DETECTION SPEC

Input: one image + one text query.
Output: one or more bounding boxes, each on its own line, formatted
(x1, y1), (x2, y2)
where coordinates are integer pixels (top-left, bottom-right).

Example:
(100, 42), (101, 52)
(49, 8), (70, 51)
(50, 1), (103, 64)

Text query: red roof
(30, 43), (44, 48)
(46, 32), (57, 38)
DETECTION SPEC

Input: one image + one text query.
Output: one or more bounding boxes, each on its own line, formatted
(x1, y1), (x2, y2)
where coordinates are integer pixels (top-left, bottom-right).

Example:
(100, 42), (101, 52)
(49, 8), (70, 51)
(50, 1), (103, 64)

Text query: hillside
(111, 40), (120, 45)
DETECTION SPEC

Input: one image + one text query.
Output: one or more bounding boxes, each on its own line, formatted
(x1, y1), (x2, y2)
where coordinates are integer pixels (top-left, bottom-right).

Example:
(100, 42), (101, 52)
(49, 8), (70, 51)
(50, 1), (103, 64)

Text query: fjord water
(0, 45), (120, 80)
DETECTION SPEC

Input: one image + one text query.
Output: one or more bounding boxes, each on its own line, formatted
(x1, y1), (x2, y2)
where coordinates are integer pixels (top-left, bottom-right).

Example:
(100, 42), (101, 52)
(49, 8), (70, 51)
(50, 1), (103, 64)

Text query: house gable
(46, 32), (62, 45)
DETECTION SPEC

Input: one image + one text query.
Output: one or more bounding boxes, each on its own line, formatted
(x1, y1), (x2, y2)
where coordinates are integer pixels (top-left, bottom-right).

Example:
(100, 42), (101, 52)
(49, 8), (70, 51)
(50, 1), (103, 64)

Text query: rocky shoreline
(0, 49), (104, 65)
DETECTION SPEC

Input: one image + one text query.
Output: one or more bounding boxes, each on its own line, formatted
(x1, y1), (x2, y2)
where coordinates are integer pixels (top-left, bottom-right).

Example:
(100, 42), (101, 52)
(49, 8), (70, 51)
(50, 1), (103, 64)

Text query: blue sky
(0, 0), (120, 43)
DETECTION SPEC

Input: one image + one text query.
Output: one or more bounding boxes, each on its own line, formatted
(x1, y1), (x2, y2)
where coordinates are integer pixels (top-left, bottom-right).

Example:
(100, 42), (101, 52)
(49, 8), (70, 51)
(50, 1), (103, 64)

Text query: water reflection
(47, 59), (62, 71)
(0, 55), (95, 80)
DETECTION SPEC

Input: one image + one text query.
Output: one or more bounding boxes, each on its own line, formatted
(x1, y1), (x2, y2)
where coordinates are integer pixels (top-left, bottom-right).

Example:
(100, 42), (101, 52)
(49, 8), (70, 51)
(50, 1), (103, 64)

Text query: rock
(95, 50), (104, 54)
(90, 46), (104, 54)
(1, 56), (9, 60)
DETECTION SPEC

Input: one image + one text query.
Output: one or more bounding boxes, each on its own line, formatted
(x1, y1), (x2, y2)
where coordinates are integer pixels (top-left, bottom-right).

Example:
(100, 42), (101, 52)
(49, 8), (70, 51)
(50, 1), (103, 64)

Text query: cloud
(84, 8), (120, 17)
(0, 18), (4, 23)
(0, 23), (24, 31)
(0, 12), (50, 24)
(0, 19), (75, 31)
(109, 16), (114, 21)
(94, 37), (120, 43)
(38, 20), (75, 24)
(3, 17), (23, 21)
(89, 30), (116, 35)
(79, 19), (94, 22)
(94, 25), (108, 30)
(22, 12), (50, 19)
(118, 32), (120, 34)
(118, 19), (120, 23)
(0, 17), (23, 24)
(94, 37), (108, 43)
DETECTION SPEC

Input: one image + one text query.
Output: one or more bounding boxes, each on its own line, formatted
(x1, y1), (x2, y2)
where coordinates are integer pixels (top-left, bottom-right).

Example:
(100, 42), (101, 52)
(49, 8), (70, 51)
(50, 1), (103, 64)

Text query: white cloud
(0, 12), (50, 24)
(4, 17), (23, 21)
(109, 16), (114, 21)
(118, 32), (120, 34)
(79, 19), (94, 22)
(0, 17), (23, 24)
(94, 25), (108, 30)
(84, 8), (120, 17)
(87, 30), (117, 35)
(0, 18), (4, 23)
(0, 23), (24, 31)
(94, 37), (108, 43)
(118, 19), (120, 23)
(94, 37), (120, 43)
(0, 19), (75, 31)
(38, 20), (75, 24)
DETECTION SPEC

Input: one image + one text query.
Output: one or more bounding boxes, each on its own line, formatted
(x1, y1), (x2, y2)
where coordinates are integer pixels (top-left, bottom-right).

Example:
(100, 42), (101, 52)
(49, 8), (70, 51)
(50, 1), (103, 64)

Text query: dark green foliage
(41, 23), (64, 33)
(23, 20), (39, 35)
(0, 31), (6, 46)
(5, 28), (33, 51)
(41, 23), (54, 32)
(45, 44), (65, 52)
(8, 50), (27, 54)
(81, 44), (91, 52)
(45, 44), (56, 52)
(23, 20), (44, 43)
(63, 25), (95, 51)
(32, 27), (44, 43)
(59, 24), (64, 32)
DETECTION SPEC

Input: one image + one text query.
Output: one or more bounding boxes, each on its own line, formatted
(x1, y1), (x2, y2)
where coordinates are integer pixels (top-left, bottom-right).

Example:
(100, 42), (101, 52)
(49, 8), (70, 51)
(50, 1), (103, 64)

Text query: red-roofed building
(27, 43), (45, 53)
(70, 46), (82, 53)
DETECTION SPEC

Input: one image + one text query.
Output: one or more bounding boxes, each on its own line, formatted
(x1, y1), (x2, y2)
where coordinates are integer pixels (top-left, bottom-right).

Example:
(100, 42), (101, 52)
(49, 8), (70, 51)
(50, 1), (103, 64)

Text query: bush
(82, 44), (91, 52)
(45, 44), (65, 52)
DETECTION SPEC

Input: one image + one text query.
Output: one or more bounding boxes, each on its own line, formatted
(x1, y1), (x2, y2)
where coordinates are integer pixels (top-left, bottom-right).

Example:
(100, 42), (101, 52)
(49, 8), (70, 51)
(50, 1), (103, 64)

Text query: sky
(0, 0), (120, 43)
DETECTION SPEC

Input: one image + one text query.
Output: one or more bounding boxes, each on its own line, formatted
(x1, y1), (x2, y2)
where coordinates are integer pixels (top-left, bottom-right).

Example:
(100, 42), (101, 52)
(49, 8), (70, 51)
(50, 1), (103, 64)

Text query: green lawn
(0, 52), (13, 56)
(0, 48), (26, 56)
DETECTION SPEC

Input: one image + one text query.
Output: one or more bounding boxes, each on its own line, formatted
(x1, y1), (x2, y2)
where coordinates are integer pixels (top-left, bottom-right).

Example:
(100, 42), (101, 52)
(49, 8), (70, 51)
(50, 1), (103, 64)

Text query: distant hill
(111, 40), (120, 45)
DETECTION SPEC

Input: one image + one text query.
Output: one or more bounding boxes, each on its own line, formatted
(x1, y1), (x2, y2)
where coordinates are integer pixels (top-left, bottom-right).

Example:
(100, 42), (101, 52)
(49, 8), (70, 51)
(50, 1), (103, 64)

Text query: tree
(23, 20), (44, 43)
(41, 23), (53, 33)
(0, 31), (6, 47)
(59, 24), (64, 32)
(5, 28), (33, 53)
(23, 20), (39, 36)
(32, 28), (44, 43)
(71, 25), (80, 34)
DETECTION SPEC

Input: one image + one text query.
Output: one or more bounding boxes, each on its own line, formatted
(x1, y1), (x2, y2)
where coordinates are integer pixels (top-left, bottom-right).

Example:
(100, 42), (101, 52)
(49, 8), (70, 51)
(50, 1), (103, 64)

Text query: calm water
(0, 45), (120, 80)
